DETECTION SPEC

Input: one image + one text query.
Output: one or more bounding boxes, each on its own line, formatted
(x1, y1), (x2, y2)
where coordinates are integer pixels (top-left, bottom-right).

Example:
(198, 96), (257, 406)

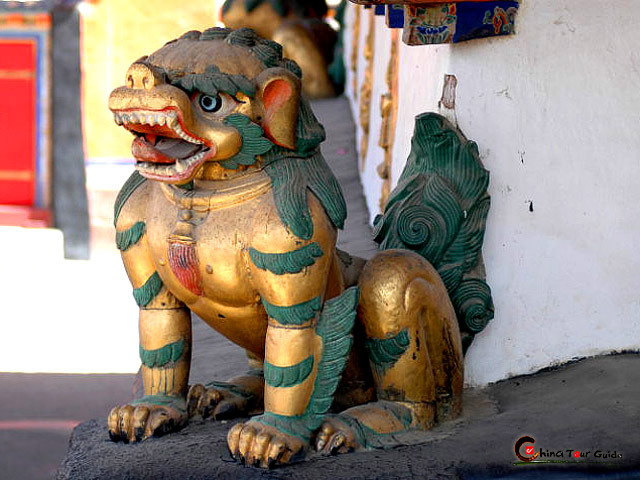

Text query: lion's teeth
(117, 110), (204, 147)
(173, 124), (203, 144)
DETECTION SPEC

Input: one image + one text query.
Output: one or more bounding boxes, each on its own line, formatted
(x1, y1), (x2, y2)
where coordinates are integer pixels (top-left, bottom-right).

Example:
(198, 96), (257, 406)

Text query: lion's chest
(144, 185), (272, 309)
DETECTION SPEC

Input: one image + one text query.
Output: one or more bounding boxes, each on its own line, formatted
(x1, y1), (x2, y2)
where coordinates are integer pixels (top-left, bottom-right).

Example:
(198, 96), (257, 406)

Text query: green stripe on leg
(139, 339), (186, 368)
(262, 296), (322, 325)
(264, 355), (314, 388)
(365, 328), (411, 375)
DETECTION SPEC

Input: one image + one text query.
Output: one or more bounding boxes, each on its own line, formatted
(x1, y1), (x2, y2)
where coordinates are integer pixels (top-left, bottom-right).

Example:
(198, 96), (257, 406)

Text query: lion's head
(109, 28), (324, 184)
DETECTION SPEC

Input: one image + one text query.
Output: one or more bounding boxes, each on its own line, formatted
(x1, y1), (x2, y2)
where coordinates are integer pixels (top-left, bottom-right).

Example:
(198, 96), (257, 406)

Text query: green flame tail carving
(373, 113), (493, 352)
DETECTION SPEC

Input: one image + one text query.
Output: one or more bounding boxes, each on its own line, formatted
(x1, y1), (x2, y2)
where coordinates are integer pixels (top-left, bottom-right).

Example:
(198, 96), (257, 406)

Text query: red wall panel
(0, 40), (36, 205)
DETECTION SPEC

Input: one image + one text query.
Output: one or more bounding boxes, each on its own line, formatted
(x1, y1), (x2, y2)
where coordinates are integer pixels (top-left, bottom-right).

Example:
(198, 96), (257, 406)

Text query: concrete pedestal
(58, 354), (640, 479)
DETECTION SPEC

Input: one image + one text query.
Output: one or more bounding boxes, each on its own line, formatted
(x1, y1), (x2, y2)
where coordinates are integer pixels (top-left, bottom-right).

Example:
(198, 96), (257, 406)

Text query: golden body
(118, 174), (341, 358)
(106, 28), (462, 467)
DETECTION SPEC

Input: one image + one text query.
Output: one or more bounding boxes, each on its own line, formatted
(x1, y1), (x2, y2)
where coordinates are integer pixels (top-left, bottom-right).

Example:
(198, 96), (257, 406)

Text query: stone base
(58, 354), (640, 479)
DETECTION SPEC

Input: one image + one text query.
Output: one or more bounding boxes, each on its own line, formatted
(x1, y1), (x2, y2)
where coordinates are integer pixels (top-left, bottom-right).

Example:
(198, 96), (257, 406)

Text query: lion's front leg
(109, 195), (192, 442)
(228, 200), (356, 467)
(108, 291), (192, 442)
(227, 313), (321, 466)
(227, 284), (359, 467)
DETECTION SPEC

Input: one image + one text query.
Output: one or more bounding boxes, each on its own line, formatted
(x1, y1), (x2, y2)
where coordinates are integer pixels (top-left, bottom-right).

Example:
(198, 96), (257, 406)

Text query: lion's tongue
(132, 137), (202, 164)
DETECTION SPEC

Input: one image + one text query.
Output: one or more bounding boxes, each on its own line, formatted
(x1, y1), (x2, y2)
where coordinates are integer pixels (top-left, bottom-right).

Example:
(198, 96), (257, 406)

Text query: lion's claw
(187, 382), (257, 420)
(227, 421), (305, 468)
(314, 416), (359, 455)
(108, 398), (186, 443)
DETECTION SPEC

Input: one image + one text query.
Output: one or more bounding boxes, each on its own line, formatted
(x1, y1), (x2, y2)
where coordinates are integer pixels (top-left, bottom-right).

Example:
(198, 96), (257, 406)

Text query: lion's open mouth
(113, 108), (215, 182)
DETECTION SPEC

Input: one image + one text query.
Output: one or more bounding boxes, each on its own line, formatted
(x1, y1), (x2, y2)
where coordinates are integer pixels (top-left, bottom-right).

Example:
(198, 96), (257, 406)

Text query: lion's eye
(192, 92), (239, 117)
(198, 94), (222, 112)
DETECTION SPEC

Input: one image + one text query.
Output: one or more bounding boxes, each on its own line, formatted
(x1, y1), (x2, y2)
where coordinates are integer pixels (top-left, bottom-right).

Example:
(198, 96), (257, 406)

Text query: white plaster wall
(344, 1), (640, 386)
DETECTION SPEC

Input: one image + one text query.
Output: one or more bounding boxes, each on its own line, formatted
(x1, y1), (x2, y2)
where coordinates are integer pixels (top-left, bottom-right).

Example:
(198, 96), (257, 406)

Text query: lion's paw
(187, 381), (259, 420)
(107, 394), (187, 443)
(314, 415), (361, 455)
(227, 420), (306, 468)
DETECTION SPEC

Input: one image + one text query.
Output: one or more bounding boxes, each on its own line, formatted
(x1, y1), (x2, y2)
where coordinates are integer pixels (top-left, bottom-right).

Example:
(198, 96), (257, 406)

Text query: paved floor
(0, 373), (135, 480)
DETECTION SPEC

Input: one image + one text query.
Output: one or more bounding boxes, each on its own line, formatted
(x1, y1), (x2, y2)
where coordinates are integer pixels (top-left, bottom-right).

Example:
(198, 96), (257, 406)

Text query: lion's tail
(372, 113), (494, 352)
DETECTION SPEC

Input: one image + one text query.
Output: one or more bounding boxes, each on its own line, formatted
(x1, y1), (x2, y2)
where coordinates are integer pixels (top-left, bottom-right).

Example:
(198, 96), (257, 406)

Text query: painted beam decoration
(386, 5), (405, 28)
(350, 0), (519, 44)
(350, 0), (507, 4)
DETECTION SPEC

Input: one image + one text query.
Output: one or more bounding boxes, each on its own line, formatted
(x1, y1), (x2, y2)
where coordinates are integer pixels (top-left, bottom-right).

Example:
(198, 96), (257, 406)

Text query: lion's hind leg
(187, 352), (265, 421)
(316, 249), (463, 453)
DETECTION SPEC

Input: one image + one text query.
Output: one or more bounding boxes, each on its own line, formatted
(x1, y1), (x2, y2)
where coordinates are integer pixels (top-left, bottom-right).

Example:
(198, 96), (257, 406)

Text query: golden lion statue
(221, 0), (340, 98)
(106, 27), (493, 468)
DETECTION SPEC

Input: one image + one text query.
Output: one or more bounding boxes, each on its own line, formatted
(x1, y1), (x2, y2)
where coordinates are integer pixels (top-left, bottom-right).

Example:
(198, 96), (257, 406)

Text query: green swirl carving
(451, 278), (494, 333)
(264, 355), (314, 388)
(373, 113), (493, 346)
(249, 243), (323, 275)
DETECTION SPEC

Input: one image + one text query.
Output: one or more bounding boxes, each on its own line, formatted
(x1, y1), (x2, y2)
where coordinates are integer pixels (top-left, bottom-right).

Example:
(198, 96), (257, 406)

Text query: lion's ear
(256, 68), (301, 150)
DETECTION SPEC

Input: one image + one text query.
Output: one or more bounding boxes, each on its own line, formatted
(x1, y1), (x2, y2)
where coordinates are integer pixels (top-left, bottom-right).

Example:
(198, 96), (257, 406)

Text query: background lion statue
(221, 0), (341, 98)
